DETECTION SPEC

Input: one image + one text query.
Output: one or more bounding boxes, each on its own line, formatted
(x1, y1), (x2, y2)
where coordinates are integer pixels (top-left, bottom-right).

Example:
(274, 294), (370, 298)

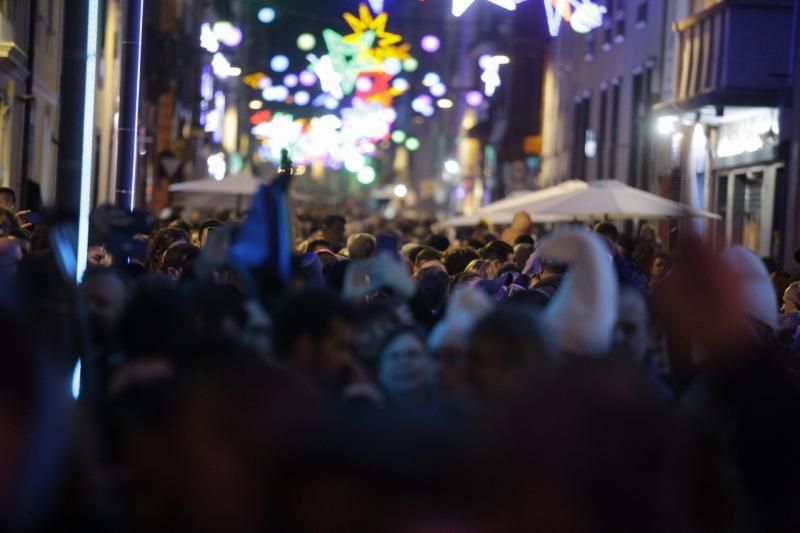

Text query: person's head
(612, 286), (652, 366)
(146, 227), (190, 271)
(320, 214), (346, 251)
(465, 258), (497, 279)
(307, 239), (332, 254)
(442, 247), (480, 276)
(650, 253), (671, 282)
(0, 187), (16, 211)
(273, 289), (355, 393)
(594, 222), (619, 244)
(0, 207), (19, 238)
(199, 219), (222, 248)
(514, 234), (535, 246)
(377, 326), (431, 401)
(346, 233), (377, 260)
(638, 224), (656, 242)
(8, 228), (31, 256)
(481, 240), (514, 267)
(783, 282), (800, 313)
(160, 243), (200, 280)
(451, 271), (482, 291)
(168, 219), (193, 235)
(414, 246), (443, 272)
(414, 267), (450, 316)
(513, 243), (534, 271)
(423, 234), (450, 252)
(83, 267), (130, 348)
(467, 306), (553, 398)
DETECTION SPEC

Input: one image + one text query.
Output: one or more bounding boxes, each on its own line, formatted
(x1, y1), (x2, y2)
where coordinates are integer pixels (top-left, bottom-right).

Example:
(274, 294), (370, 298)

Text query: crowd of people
(3, 181), (800, 531)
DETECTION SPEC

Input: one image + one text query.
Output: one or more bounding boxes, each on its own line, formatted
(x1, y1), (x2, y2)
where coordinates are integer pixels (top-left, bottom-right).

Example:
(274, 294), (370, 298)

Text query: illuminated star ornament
(480, 55), (510, 97)
(343, 4), (410, 62)
(452, 0), (523, 17)
(543, 0), (606, 36)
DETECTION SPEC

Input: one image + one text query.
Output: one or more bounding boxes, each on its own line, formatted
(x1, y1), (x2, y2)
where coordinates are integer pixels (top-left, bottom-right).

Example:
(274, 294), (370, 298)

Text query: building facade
(540, 0), (674, 193)
(653, 0), (796, 261)
(0, 0), (63, 208)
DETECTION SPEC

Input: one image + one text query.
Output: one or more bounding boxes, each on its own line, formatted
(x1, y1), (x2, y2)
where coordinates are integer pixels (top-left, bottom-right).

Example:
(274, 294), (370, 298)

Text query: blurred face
(613, 289), (650, 364)
(651, 257), (669, 280)
(88, 245), (109, 267)
(322, 222), (346, 250)
(314, 317), (354, 389)
(378, 332), (430, 396)
(783, 289), (800, 313)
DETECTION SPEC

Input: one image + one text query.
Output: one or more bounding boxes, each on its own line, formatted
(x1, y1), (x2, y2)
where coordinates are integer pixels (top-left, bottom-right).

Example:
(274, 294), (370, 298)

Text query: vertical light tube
(76, 0), (100, 283)
(115, 0), (145, 212)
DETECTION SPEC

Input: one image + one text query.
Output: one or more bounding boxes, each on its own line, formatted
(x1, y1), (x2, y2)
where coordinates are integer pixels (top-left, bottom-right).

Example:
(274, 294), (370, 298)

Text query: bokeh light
(270, 54), (290, 72)
(420, 35), (441, 53)
(283, 73), (299, 88)
(294, 90), (310, 106)
(465, 90), (484, 107)
(391, 130), (407, 144)
(299, 70), (317, 87)
(405, 137), (421, 151)
(297, 33), (316, 51)
(403, 58), (419, 72)
(357, 166), (376, 184)
(258, 7), (276, 23)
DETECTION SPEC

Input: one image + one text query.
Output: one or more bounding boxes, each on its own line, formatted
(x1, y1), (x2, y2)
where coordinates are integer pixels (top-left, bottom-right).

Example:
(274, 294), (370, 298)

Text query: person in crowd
(198, 219), (222, 248)
(347, 233), (377, 260)
(513, 234), (535, 246)
(441, 247), (479, 277)
(160, 243), (200, 281)
(0, 187), (15, 211)
(467, 306), (553, 400)
(423, 234), (450, 252)
(306, 239), (332, 253)
(783, 281), (800, 312)
(413, 267), (450, 326)
(0, 237), (22, 278)
(650, 252), (672, 284)
(145, 226), (190, 272)
(481, 240), (514, 270)
(320, 214), (346, 252)
(376, 326), (433, 408)
(0, 206), (20, 238)
(83, 267), (130, 357)
(272, 289), (357, 398)
(513, 243), (534, 272)
(500, 211), (532, 246)
(594, 222), (648, 290)
(464, 258), (498, 280)
(8, 227), (32, 256)
(413, 246), (444, 273)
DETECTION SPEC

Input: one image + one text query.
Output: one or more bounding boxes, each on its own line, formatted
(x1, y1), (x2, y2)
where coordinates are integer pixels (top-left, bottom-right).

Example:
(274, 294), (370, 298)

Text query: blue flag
(229, 181), (292, 283)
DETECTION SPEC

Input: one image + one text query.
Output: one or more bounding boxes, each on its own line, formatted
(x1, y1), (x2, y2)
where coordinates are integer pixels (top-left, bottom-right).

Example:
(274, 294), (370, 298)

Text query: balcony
(667, 0), (794, 110)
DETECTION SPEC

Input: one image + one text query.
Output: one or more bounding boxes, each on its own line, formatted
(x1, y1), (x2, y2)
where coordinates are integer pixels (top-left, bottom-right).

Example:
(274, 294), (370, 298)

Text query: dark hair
(451, 271), (482, 290)
(481, 240), (514, 263)
(273, 289), (354, 358)
(441, 247), (480, 276)
(762, 256), (778, 275)
(423, 234), (450, 252)
(514, 234), (535, 246)
(468, 307), (552, 370)
(0, 187), (15, 206)
(8, 227), (31, 241)
(168, 219), (193, 234)
(414, 247), (442, 269)
(199, 219), (222, 238)
(467, 239), (485, 250)
(161, 243), (200, 273)
(594, 222), (619, 243)
(497, 262), (521, 277)
(307, 239), (332, 253)
(414, 267), (450, 314)
(146, 227), (190, 271)
(407, 245), (427, 264)
(322, 214), (346, 228)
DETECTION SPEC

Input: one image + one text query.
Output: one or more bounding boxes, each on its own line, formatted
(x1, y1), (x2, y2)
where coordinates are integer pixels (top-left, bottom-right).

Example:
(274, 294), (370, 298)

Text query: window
(571, 95), (592, 180)
(602, 24), (613, 51)
(585, 34), (595, 62)
(609, 80), (621, 180)
(597, 88), (608, 179)
(636, 1), (648, 27)
(614, 16), (626, 43)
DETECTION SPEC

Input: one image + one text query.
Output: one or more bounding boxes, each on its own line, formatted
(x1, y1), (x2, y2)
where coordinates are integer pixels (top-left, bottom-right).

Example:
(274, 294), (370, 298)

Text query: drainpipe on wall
(18, 0), (37, 209)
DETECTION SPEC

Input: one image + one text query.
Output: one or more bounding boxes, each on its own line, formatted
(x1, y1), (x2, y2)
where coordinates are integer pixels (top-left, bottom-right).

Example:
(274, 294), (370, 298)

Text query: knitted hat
(533, 229), (618, 357)
(721, 246), (778, 330)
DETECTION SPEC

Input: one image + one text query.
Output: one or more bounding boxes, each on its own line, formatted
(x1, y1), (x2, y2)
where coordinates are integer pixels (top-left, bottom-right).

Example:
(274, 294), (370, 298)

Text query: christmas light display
(200, 23), (219, 53)
(543, 0), (606, 36)
(465, 90), (484, 107)
(420, 35), (441, 53)
(212, 21), (242, 47)
(297, 33), (317, 51)
(452, 0), (521, 17)
(479, 54), (510, 96)
(270, 54), (290, 73)
(258, 7), (276, 24)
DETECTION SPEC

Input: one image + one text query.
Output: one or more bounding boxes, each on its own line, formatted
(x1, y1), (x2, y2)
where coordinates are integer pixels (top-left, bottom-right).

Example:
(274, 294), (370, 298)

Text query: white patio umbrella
(531, 179), (721, 221)
(169, 173), (312, 209)
(443, 180), (588, 227)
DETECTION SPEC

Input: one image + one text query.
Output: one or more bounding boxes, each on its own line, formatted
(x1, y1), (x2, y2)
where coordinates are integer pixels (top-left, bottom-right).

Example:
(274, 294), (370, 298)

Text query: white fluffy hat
(534, 229), (619, 357)
(721, 246), (778, 330)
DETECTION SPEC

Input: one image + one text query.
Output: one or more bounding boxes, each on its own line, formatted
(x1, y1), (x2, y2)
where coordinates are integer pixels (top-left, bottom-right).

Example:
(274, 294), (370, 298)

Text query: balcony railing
(672, 0), (793, 107)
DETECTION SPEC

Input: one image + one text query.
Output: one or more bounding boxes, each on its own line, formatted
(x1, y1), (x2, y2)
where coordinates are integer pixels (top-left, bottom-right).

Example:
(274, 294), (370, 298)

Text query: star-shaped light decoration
(307, 54), (345, 99)
(342, 4), (410, 63)
(452, 0), (523, 17)
(321, 28), (377, 96)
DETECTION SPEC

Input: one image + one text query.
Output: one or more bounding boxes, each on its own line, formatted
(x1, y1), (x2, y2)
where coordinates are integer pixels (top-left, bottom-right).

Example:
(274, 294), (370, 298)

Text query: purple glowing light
(420, 35), (441, 53)
(465, 90), (484, 107)
(299, 70), (317, 87)
(284, 73), (299, 88)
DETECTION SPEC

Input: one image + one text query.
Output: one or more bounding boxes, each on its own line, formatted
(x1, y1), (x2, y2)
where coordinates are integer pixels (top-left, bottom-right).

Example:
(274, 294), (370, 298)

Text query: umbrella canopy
(532, 179), (721, 221)
(443, 212), (514, 228)
(169, 173), (311, 209)
(444, 180), (588, 227)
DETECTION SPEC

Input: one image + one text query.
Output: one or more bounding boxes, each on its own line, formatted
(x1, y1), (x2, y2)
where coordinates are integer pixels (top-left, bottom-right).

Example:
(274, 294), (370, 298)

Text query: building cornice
(0, 41), (29, 82)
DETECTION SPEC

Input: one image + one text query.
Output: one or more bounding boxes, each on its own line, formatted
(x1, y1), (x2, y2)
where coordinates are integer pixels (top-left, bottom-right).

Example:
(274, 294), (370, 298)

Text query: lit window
(636, 1), (648, 27)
